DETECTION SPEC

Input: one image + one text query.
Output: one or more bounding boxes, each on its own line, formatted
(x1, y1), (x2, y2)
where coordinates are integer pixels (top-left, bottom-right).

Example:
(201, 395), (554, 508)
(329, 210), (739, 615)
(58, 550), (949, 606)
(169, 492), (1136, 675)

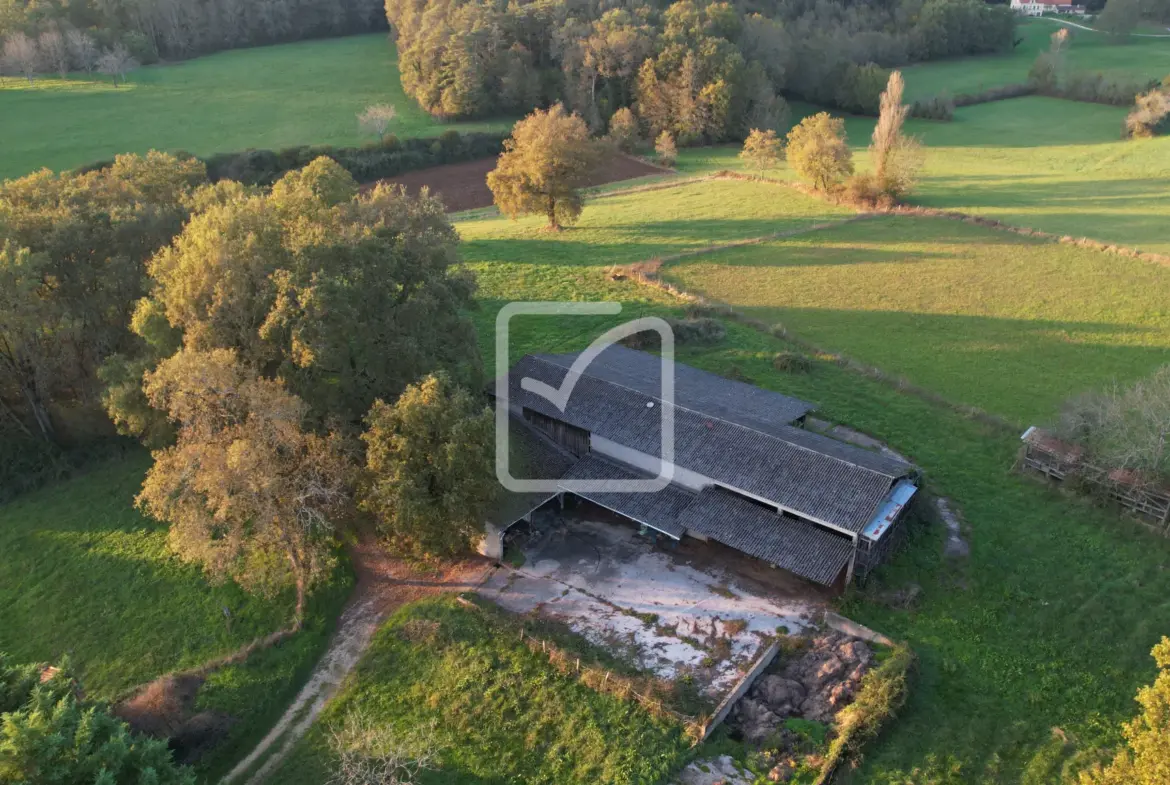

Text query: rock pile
(733, 632), (873, 743)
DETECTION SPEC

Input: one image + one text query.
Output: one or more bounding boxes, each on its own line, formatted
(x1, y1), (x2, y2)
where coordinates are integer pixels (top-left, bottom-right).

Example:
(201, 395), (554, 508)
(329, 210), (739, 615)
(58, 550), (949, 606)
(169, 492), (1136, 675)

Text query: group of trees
(1056, 366), (1170, 481)
(0, 655), (194, 784)
(2, 152), (499, 621)
(385, 0), (1015, 145)
(0, 0), (384, 65)
(0, 28), (136, 83)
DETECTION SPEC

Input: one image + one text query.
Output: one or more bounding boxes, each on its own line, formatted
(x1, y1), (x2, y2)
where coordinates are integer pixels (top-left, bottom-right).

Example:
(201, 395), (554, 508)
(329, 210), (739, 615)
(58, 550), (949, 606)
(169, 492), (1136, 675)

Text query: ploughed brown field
(382, 153), (666, 212)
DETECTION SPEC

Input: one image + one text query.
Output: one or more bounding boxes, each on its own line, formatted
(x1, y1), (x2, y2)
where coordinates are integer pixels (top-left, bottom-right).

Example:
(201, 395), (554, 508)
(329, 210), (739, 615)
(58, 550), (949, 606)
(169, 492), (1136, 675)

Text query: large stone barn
(490, 345), (919, 588)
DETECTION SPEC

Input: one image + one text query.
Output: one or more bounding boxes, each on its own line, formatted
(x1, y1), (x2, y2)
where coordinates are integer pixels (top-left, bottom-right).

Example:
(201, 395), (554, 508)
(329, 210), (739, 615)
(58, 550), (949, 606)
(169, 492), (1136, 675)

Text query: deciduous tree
(655, 129), (677, 166)
(66, 28), (98, 73)
(357, 103), (396, 141)
(786, 112), (853, 191)
(739, 128), (782, 171)
(1079, 637), (1170, 785)
(486, 104), (600, 230)
(606, 106), (640, 152)
(2, 32), (38, 83)
(870, 71), (923, 199)
(38, 29), (68, 77)
(143, 158), (480, 427)
(97, 43), (138, 86)
(137, 348), (350, 622)
(360, 373), (496, 560)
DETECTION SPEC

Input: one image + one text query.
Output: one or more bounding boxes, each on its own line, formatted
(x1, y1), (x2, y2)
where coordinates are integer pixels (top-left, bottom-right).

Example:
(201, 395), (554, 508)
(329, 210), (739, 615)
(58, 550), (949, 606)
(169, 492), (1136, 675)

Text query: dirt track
(382, 153), (667, 213)
(221, 542), (494, 785)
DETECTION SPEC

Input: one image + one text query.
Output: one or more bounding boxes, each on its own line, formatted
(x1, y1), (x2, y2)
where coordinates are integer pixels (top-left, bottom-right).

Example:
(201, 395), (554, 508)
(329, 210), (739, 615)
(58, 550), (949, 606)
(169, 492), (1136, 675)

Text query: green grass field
(442, 178), (1170, 783)
(901, 19), (1170, 101)
(677, 97), (1170, 255)
(0, 34), (511, 181)
(0, 453), (350, 780)
(663, 214), (1170, 424)
(272, 597), (692, 785)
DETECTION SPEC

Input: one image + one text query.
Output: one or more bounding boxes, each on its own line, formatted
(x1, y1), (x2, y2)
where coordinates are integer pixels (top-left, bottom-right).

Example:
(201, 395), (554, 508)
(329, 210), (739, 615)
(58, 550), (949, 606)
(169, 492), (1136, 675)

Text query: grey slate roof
(558, 454), (694, 538)
(677, 487), (853, 585)
(501, 351), (912, 533)
(535, 345), (815, 435)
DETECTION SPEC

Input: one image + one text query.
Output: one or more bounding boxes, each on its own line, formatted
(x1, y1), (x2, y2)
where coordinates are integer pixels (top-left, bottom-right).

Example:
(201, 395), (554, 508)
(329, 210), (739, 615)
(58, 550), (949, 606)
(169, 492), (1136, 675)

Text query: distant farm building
(1010, 0), (1087, 15)
(489, 346), (919, 588)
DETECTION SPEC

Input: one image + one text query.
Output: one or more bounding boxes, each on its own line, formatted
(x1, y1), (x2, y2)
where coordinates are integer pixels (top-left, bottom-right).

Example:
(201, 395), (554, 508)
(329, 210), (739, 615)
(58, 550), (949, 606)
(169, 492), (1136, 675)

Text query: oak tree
(487, 104), (600, 230)
(137, 348), (350, 622)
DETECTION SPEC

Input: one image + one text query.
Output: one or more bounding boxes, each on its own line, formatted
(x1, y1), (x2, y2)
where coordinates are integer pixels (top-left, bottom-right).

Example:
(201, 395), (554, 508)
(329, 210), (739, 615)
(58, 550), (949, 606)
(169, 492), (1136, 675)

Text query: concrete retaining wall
(824, 612), (894, 647)
(698, 639), (782, 742)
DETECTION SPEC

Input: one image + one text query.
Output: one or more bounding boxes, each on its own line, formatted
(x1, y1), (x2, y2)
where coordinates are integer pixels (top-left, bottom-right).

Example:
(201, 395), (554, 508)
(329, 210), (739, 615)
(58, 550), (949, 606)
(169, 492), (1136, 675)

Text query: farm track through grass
(270, 597), (693, 785)
(442, 175), (1170, 783)
(0, 34), (512, 180)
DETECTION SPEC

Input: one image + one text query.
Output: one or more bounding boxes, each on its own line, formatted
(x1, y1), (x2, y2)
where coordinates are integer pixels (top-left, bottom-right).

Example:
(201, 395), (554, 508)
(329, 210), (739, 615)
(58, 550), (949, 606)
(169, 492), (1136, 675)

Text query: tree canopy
(0, 655), (194, 785)
(385, 0), (1014, 138)
(487, 104), (601, 230)
(133, 156), (480, 429)
(137, 348), (350, 621)
(360, 372), (496, 560)
(786, 112), (853, 191)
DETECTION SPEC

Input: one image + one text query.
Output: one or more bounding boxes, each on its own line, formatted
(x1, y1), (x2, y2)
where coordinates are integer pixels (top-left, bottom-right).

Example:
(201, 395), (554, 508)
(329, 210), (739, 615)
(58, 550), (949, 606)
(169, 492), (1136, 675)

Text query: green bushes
(0, 655), (194, 784)
(773, 351), (813, 373)
(202, 131), (508, 185)
(77, 131), (509, 187)
(816, 643), (915, 784)
(911, 84), (1034, 120)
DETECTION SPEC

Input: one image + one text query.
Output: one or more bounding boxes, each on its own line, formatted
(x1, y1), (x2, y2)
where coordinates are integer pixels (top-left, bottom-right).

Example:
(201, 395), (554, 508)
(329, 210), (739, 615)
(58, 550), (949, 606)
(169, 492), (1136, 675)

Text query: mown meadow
(0, 453), (350, 780)
(663, 213), (1170, 424)
(678, 97), (1170, 255)
(443, 175), (1170, 783)
(0, 34), (510, 180)
(900, 18), (1170, 101)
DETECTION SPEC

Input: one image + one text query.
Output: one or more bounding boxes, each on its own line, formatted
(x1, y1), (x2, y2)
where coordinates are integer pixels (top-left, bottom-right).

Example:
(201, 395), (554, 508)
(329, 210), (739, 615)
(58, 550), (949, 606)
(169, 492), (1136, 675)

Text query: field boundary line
(717, 169), (1170, 268)
(618, 234), (1020, 436)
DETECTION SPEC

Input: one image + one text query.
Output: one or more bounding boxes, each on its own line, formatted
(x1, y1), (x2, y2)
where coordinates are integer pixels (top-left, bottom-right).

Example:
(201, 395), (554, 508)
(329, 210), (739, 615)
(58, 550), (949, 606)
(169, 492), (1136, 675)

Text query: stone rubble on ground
(674, 755), (756, 785)
(733, 631), (873, 743)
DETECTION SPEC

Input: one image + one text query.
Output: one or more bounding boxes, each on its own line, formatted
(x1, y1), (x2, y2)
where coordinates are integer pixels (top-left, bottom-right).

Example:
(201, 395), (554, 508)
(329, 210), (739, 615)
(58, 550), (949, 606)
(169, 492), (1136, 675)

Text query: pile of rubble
(733, 631), (873, 743)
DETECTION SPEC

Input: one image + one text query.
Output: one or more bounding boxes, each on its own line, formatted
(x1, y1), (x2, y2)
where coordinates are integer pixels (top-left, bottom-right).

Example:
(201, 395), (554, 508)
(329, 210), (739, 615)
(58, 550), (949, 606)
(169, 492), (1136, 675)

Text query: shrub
(816, 643), (915, 784)
(1126, 87), (1170, 138)
(842, 172), (894, 209)
(607, 108), (641, 153)
(739, 128), (783, 171)
(84, 131), (510, 187)
(667, 317), (727, 345)
(773, 351), (813, 373)
(654, 131), (678, 167)
(910, 94), (955, 121)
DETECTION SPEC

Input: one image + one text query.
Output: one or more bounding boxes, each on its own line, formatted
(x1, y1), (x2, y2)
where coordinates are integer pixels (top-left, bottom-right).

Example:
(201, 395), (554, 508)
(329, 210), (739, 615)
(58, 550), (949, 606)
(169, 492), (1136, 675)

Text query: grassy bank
(900, 19), (1170, 101)
(0, 35), (511, 180)
(271, 597), (692, 784)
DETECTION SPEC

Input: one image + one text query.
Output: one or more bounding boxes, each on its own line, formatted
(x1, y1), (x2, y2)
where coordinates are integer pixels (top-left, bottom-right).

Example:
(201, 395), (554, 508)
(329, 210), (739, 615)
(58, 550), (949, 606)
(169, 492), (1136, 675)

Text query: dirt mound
(115, 673), (235, 765)
(733, 631), (873, 742)
(379, 153), (666, 213)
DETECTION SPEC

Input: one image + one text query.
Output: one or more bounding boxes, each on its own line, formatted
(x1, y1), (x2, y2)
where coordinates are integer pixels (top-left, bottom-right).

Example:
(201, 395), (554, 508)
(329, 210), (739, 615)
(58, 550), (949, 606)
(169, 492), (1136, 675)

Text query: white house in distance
(1010, 0), (1087, 16)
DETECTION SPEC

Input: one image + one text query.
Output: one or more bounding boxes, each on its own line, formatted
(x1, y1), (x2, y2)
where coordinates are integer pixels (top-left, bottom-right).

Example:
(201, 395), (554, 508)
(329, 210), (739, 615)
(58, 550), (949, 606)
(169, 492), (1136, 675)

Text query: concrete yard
(479, 510), (828, 696)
